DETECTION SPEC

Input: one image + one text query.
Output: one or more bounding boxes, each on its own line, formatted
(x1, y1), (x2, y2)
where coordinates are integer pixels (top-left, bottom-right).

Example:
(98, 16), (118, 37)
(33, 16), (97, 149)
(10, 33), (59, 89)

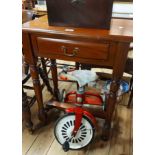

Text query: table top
(23, 15), (132, 43)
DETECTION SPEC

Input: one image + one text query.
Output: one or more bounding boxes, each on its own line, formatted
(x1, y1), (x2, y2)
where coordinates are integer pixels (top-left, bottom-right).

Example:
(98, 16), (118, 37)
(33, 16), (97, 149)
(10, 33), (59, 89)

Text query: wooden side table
(22, 15), (132, 139)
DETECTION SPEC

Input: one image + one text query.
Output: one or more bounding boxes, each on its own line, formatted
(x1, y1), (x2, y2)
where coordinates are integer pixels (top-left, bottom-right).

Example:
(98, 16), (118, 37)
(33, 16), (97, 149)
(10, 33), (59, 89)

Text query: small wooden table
(22, 15), (132, 139)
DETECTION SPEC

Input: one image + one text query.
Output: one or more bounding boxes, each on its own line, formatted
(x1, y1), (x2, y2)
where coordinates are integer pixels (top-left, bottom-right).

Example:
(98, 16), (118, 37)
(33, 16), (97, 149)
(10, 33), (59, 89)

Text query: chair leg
(81, 63), (92, 70)
(128, 88), (133, 108)
(22, 89), (33, 133)
(75, 62), (80, 70)
(40, 58), (53, 95)
(50, 59), (59, 100)
(129, 76), (133, 91)
(38, 67), (53, 95)
(127, 76), (133, 108)
(41, 58), (48, 77)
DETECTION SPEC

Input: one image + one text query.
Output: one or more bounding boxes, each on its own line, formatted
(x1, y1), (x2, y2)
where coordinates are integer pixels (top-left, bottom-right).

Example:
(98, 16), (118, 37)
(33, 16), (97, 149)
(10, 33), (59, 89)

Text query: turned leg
(22, 89), (33, 133)
(38, 66), (53, 95)
(23, 61), (29, 75)
(30, 64), (47, 125)
(39, 58), (53, 95)
(50, 59), (59, 100)
(41, 58), (48, 76)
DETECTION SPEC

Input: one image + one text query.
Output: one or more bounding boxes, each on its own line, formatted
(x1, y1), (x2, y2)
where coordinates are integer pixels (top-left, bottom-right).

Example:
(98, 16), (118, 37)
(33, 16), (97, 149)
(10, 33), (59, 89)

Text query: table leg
(50, 59), (59, 100)
(30, 64), (47, 125)
(22, 89), (33, 133)
(102, 80), (120, 140)
(102, 42), (130, 140)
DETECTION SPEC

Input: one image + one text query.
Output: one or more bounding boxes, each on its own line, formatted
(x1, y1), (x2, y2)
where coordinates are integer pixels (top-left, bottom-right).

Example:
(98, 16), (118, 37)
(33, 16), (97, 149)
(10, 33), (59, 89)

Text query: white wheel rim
(55, 114), (94, 149)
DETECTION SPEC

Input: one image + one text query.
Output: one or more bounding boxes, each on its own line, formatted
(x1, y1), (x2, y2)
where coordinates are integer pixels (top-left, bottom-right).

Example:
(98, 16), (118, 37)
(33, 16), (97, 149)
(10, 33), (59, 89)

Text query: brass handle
(61, 46), (79, 57)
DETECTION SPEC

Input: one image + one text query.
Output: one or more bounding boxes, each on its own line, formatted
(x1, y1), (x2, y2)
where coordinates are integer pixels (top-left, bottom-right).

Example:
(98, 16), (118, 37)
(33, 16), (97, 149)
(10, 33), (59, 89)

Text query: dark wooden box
(46, 0), (114, 29)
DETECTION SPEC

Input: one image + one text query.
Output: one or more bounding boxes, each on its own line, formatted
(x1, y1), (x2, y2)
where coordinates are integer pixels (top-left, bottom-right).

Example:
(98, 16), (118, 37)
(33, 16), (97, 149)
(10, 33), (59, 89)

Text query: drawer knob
(61, 46), (79, 57)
